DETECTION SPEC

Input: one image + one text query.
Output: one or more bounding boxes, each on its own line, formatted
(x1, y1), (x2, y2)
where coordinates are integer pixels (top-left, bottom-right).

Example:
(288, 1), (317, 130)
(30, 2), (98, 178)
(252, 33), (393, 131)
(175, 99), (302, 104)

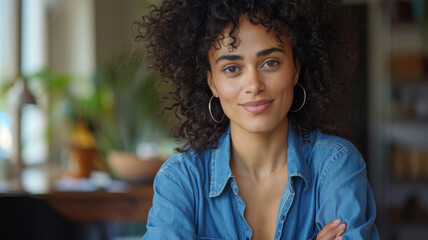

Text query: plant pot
(68, 145), (103, 178)
(107, 151), (163, 182)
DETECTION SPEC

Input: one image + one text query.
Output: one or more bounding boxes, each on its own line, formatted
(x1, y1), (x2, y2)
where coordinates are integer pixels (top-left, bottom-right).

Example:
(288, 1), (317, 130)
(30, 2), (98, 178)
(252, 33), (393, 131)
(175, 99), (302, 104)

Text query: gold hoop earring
(290, 83), (306, 113)
(208, 95), (225, 123)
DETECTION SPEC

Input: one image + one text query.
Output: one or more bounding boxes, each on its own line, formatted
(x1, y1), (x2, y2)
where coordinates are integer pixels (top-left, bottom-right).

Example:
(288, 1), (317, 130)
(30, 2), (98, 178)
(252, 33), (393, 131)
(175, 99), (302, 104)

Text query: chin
(229, 111), (289, 135)
(239, 121), (280, 135)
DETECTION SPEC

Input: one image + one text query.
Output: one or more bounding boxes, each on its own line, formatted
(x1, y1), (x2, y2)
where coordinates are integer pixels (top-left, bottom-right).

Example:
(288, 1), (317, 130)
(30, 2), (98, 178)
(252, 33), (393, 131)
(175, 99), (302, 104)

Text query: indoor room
(0, 0), (427, 239)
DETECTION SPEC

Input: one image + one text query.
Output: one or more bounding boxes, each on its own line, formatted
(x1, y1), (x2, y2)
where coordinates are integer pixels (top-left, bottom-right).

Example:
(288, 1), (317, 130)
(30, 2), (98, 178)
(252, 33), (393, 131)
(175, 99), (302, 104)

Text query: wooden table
(1, 183), (154, 240)
(1, 167), (154, 223)
(37, 184), (154, 223)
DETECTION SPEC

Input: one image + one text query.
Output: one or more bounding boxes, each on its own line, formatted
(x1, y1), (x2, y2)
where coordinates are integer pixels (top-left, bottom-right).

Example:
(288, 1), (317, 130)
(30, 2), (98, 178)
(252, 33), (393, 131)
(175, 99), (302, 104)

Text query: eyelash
(221, 60), (280, 74)
(223, 66), (239, 74)
(262, 60), (279, 68)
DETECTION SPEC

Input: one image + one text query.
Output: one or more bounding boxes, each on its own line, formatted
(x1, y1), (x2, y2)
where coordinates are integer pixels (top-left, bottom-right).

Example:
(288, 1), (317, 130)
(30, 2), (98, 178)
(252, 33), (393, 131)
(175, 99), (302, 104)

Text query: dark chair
(0, 195), (78, 240)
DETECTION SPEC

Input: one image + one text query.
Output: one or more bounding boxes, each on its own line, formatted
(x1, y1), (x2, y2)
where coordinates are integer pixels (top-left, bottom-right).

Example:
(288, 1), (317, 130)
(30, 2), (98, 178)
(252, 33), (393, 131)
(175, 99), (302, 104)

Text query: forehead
(209, 17), (287, 57)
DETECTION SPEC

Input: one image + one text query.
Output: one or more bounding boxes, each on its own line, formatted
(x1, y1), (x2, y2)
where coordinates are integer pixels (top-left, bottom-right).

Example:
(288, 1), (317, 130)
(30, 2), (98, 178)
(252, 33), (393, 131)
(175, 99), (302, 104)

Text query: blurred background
(0, 0), (427, 239)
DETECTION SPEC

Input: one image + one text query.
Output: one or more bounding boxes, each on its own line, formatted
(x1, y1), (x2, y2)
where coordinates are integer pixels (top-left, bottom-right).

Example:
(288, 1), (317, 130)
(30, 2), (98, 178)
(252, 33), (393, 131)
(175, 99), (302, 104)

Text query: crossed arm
(317, 219), (347, 240)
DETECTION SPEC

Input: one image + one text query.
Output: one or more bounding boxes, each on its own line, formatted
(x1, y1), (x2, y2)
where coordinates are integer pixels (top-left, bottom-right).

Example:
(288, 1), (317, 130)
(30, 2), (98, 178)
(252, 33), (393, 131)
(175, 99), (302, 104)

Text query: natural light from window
(0, 0), (16, 160)
(0, 0), (17, 84)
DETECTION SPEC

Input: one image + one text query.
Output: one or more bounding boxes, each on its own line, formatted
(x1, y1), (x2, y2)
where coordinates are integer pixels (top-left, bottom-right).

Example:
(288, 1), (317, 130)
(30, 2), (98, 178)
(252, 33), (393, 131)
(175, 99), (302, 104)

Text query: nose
(243, 69), (265, 95)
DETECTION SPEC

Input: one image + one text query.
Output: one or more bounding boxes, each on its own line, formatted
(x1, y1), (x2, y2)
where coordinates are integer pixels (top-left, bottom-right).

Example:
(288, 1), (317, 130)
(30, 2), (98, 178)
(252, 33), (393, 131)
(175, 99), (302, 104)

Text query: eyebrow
(215, 47), (285, 64)
(215, 55), (243, 64)
(256, 47), (285, 57)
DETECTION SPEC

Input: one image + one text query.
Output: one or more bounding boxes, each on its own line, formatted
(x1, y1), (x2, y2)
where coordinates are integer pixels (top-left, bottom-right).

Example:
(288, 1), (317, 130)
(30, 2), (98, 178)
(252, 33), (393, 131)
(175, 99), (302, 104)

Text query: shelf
(375, 1), (428, 239)
(389, 225), (428, 240)
(388, 221), (428, 230)
(392, 79), (428, 87)
(391, 117), (428, 125)
(389, 120), (428, 146)
(387, 182), (428, 201)
(388, 180), (428, 191)
(391, 22), (419, 32)
(386, 180), (428, 199)
(391, 22), (424, 54)
(390, 54), (428, 80)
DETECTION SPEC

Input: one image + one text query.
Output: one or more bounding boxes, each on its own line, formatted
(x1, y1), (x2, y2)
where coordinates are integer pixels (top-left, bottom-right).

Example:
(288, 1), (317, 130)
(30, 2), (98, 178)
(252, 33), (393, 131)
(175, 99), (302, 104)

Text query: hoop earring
(290, 83), (306, 113)
(208, 95), (225, 123)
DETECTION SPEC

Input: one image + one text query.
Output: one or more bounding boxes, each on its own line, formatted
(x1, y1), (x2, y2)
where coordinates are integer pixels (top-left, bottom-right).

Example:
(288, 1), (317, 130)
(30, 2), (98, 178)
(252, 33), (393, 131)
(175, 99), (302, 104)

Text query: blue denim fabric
(142, 123), (380, 240)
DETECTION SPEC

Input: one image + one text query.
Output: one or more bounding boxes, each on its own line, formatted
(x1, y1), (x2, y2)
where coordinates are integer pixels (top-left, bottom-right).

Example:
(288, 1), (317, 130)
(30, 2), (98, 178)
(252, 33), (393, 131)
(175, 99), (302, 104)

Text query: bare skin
(231, 157), (287, 240)
(230, 114), (289, 240)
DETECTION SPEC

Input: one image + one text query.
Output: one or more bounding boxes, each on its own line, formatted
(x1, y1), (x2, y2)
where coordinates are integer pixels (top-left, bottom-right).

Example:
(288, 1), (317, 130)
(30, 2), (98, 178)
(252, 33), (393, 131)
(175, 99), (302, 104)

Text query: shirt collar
(209, 122), (311, 198)
(287, 122), (311, 190)
(209, 127), (232, 198)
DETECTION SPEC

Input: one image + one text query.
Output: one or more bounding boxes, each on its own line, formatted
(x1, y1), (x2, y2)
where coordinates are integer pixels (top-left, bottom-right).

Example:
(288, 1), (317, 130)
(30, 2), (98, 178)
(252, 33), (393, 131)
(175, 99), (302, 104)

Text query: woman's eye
(223, 66), (239, 73)
(263, 60), (279, 68)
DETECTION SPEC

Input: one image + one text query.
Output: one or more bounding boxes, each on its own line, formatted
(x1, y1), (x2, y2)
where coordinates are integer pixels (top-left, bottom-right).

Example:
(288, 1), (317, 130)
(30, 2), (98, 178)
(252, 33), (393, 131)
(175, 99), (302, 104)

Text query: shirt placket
(230, 177), (252, 240)
(274, 180), (296, 240)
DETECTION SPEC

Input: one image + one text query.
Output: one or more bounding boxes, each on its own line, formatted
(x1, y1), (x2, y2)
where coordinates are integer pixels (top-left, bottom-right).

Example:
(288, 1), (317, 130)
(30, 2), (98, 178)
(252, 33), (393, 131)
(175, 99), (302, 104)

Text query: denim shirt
(142, 124), (380, 240)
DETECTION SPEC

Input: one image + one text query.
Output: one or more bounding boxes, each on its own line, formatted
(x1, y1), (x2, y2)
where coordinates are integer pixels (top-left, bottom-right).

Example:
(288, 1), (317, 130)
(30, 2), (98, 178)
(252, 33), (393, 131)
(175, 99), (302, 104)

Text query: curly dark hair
(134, 0), (357, 153)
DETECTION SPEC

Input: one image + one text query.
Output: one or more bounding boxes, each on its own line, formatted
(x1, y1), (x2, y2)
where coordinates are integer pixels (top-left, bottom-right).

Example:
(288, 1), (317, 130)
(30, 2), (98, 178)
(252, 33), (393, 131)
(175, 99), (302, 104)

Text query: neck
(230, 119), (289, 181)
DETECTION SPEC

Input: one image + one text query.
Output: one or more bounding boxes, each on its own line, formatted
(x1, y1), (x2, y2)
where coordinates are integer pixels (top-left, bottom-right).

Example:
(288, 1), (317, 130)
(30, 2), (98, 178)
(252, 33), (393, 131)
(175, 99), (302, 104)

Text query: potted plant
(21, 51), (173, 181)
(89, 53), (172, 182)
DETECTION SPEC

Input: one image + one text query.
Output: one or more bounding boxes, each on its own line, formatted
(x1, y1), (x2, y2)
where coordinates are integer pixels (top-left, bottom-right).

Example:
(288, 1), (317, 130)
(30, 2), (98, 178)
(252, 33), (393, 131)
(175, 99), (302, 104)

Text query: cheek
(270, 75), (295, 96)
(214, 79), (240, 100)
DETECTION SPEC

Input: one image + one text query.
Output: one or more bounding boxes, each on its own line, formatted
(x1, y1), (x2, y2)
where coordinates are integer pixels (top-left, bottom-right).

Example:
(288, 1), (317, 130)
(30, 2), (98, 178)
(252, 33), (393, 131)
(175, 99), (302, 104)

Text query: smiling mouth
(241, 100), (274, 114)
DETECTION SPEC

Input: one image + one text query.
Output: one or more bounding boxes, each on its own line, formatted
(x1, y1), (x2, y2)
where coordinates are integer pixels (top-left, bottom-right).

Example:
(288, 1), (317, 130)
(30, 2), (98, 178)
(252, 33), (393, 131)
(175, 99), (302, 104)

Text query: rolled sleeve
(316, 151), (379, 240)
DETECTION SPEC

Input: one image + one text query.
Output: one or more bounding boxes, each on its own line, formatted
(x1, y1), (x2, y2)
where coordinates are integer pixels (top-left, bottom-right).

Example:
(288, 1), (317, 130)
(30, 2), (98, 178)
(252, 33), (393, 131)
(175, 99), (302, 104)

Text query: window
(20, 0), (48, 164)
(22, 0), (47, 75)
(0, 0), (17, 160)
(0, 0), (48, 164)
(0, 0), (18, 84)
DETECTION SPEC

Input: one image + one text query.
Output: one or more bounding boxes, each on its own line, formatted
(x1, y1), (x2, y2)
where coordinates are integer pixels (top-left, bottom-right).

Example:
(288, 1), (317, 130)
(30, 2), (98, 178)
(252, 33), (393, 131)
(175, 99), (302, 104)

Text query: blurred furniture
(0, 186), (154, 240)
(339, 1), (428, 239)
(107, 151), (163, 182)
(370, 0), (428, 239)
(38, 184), (154, 223)
(0, 165), (154, 239)
(0, 195), (78, 240)
(0, 163), (154, 223)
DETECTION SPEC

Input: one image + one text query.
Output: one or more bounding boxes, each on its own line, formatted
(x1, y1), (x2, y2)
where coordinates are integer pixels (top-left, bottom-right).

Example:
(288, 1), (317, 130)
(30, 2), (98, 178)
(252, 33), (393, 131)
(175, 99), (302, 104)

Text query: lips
(241, 100), (273, 114)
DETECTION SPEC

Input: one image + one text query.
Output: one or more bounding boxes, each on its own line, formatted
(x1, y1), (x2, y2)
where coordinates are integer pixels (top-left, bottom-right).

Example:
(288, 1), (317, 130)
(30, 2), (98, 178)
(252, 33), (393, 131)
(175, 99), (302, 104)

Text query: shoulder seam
(314, 139), (360, 156)
(158, 154), (186, 174)
(319, 151), (362, 191)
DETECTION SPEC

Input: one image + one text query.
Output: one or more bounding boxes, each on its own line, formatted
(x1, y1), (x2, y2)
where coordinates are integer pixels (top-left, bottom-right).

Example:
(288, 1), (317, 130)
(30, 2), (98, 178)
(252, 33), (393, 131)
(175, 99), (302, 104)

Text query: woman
(136, 0), (379, 239)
